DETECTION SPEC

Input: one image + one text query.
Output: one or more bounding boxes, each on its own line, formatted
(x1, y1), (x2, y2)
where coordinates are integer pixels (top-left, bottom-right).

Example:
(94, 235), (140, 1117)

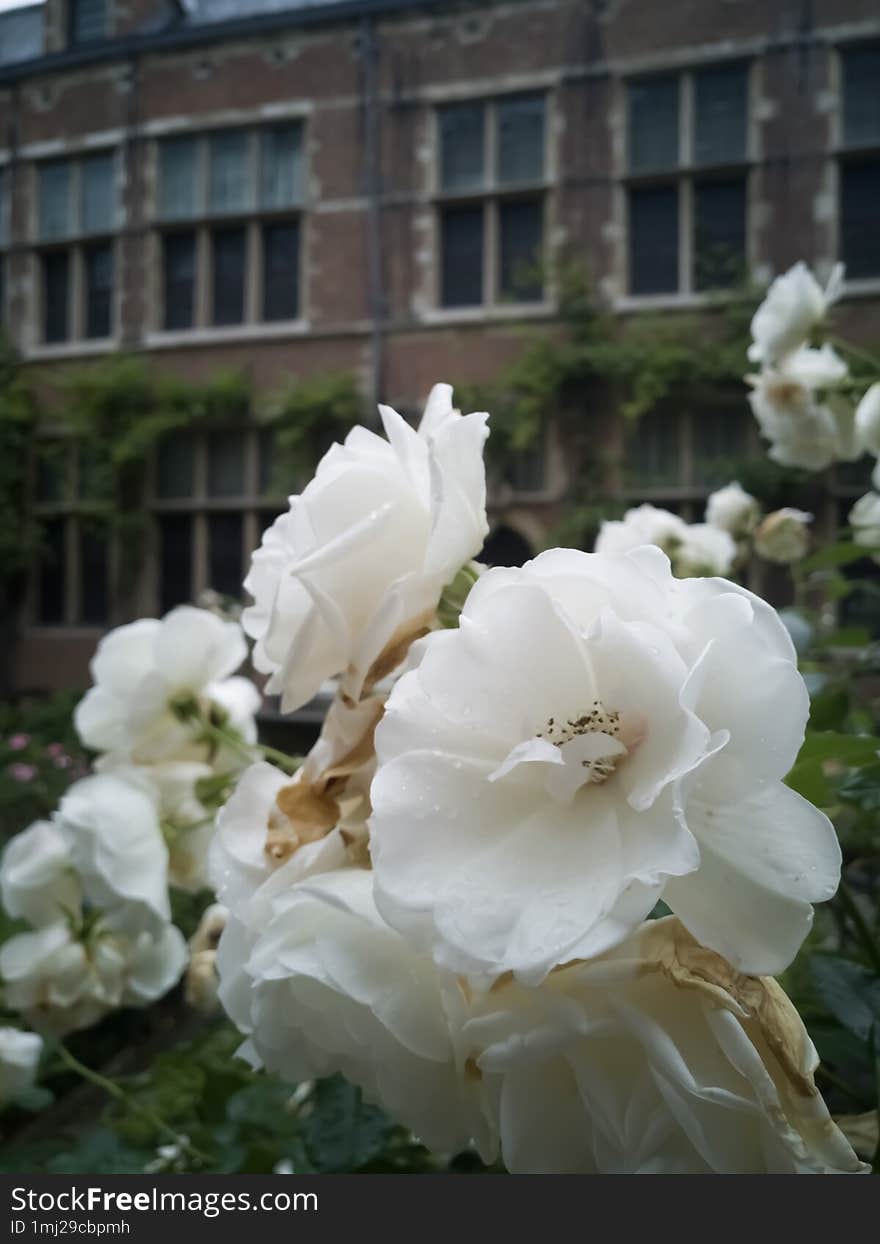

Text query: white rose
(370, 546), (840, 984)
(855, 383), (880, 457)
(216, 868), (491, 1158)
(0, 920), (186, 1035)
(747, 346), (856, 471)
(594, 505), (689, 560)
(460, 918), (867, 1174)
(673, 523), (737, 577)
(74, 607), (255, 765)
(0, 821), (80, 927)
(754, 508), (813, 564)
(849, 492), (880, 551)
(705, 482), (761, 537)
(242, 384), (489, 713)
(56, 773), (170, 934)
(748, 261), (844, 366)
(0, 1027), (43, 1106)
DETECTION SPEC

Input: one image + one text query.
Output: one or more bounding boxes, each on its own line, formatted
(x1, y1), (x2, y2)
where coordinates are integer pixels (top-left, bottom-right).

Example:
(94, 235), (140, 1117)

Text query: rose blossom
(0, 1027), (43, 1106)
(370, 546), (840, 984)
(242, 384), (489, 713)
(748, 261), (843, 366)
(754, 508), (813, 564)
(705, 482), (761, 538)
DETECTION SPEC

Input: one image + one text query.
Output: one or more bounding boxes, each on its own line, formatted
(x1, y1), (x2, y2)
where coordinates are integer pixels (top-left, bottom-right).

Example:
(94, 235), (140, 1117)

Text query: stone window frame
(831, 40), (880, 295)
(146, 425), (288, 617)
(146, 119), (309, 345)
(26, 147), (122, 356)
(617, 58), (758, 309)
(428, 88), (557, 318)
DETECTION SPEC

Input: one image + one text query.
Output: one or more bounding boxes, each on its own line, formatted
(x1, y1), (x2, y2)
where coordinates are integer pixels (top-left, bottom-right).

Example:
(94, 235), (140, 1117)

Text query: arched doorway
(480, 525), (534, 567)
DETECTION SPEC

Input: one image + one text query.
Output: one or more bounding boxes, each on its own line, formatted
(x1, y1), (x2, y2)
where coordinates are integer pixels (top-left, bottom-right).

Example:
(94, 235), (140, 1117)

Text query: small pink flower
(47, 742), (65, 758)
(52, 755), (71, 769)
(9, 763), (37, 783)
(8, 734), (30, 751)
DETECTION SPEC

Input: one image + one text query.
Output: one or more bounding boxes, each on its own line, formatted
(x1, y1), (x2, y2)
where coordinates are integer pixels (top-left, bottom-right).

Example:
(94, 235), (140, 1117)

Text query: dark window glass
(841, 160), (880, 279)
(77, 443), (108, 502)
(39, 517), (66, 624)
(440, 205), (483, 307)
(159, 137), (199, 221)
(84, 243), (113, 338)
(36, 442), (67, 502)
(211, 226), (246, 326)
(438, 103), (485, 192)
(207, 429), (246, 497)
(42, 252), (70, 343)
(78, 525), (108, 624)
(81, 153), (115, 235)
(629, 186), (679, 294)
(629, 409), (682, 488)
(694, 176), (746, 290)
(0, 256), (5, 327)
(497, 94), (545, 185)
(208, 513), (243, 598)
(157, 433), (195, 499)
(694, 64), (747, 166)
(39, 162), (71, 241)
(692, 407), (749, 485)
(159, 514), (192, 613)
(498, 199), (544, 301)
(843, 46), (880, 149)
(69, 0), (107, 45)
(505, 441), (546, 493)
(262, 222), (299, 321)
(163, 232), (196, 331)
(260, 124), (304, 209)
(628, 74), (679, 173)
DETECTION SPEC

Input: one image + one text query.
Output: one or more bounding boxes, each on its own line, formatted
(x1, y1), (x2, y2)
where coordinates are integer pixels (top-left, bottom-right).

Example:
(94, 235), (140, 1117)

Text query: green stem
(826, 335), (880, 377)
(836, 880), (880, 977)
(55, 1044), (211, 1166)
(198, 717), (301, 776)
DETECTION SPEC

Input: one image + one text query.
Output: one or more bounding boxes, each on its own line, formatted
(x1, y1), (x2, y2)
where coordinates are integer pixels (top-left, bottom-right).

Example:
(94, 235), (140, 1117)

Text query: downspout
(361, 12), (385, 416)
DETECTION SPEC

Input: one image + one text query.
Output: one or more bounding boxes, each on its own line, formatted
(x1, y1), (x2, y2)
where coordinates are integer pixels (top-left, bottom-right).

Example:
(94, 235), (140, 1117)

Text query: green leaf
(301, 1076), (396, 1172)
(797, 732), (880, 766)
(811, 956), (880, 1044)
(800, 542), (868, 572)
(785, 758), (829, 804)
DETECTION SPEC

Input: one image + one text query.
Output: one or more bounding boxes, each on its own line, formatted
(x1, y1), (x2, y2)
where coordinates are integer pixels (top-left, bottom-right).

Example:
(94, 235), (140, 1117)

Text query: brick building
(2, 0), (879, 690)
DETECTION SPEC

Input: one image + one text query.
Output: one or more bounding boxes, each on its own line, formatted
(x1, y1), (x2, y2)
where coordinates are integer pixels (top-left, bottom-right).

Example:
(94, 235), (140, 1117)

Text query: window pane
(843, 46), (880, 149)
(69, 0), (106, 46)
(36, 442), (67, 503)
(497, 93), (545, 185)
(208, 130), (252, 215)
(163, 232), (196, 331)
(39, 161), (71, 241)
(841, 160), (880, 279)
(628, 75), (679, 173)
(0, 166), (8, 249)
(211, 227), (246, 326)
(157, 432), (195, 499)
(694, 64), (747, 166)
(78, 524), (108, 624)
(84, 243), (113, 338)
(628, 186), (679, 294)
(207, 429), (245, 497)
(440, 205), (483, 306)
(159, 137), (200, 220)
(42, 252), (70, 343)
(694, 176), (746, 290)
(692, 408), (749, 485)
(262, 222), (299, 321)
(260, 124), (304, 210)
(629, 409), (682, 488)
(498, 198), (544, 301)
(80, 152), (115, 234)
(438, 103), (485, 192)
(208, 513), (243, 599)
(77, 443), (108, 501)
(159, 514), (192, 613)
(39, 517), (66, 624)
(505, 442), (546, 493)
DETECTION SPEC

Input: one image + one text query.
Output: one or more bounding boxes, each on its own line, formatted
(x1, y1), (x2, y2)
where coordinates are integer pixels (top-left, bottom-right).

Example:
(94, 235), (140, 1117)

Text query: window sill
(613, 292), (729, 313)
(25, 338), (118, 361)
(144, 321), (309, 348)
(418, 302), (557, 326)
(840, 278), (880, 301)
